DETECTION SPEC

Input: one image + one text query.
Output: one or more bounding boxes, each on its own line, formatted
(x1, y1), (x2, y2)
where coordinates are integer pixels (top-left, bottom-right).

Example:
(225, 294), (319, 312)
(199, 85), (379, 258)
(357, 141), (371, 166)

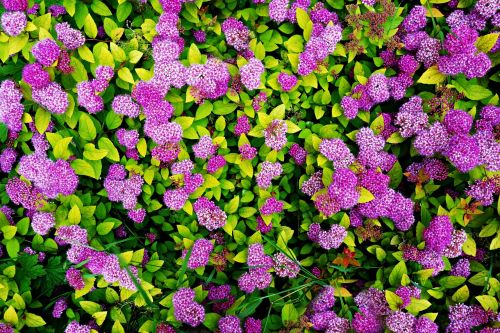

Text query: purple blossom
(278, 73), (298, 91)
(341, 96), (360, 119)
(187, 238), (214, 269)
(52, 298), (68, 318)
(269, 0), (290, 23)
(289, 143), (306, 165)
(402, 6), (427, 32)
(0, 80), (24, 132)
(222, 18), (249, 51)
(66, 267), (85, 290)
(239, 143), (257, 160)
(311, 286), (335, 312)
(234, 115), (251, 136)
(218, 316), (242, 333)
(193, 135), (217, 159)
(1, 11), (26, 36)
(0, 148), (17, 173)
(256, 161), (283, 188)
(260, 197), (284, 215)
(128, 208), (146, 223)
(366, 74), (390, 104)
(65, 321), (91, 333)
(273, 252), (299, 278)
(193, 197), (227, 231)
(172, 288), (205, 327)
(264, 119), (288, 151)
(207, 155), (226, 173)
(385, 311), (416, 333)
(32, 39), (60, 66)
(48, 5), (66, 16)
(444, 134), (480, 172)
(22, 63), (51, 89)
(451, 258), (471, 277)
(55, 22), (85, 50)
(319, 138), (355, 169)
(32, 82), (69, 114)
(423, 215), (453, 253)
(193, 30), (206, 43)
(31, 211), (55, 235)
(240, 58), (264, 90)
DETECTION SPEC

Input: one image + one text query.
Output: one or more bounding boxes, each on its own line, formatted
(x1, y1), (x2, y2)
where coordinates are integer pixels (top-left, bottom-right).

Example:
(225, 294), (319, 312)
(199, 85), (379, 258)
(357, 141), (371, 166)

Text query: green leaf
(3, 306), (18, 324)
(53, 137), (73, 160)
(117, 2), (133, 21)
(406, 298), (432, 315)
(281, 303), (299, 325)
(476, 295), (498, 312)
(68, 205), (81, 224)
(106, 111), (123, 130)
(203, 313), (221, 331)
(452, 77), (492, 100)
(98, 137), (120, 162)
(78, 45), (95, 63)
(462, 233), (476, 256)
(83, 143), (109, 160)
(25, 313), (46, 327)
(358, 187), (375, 203)
(64, 0), (76, 16)
(188, 43), (202, 64)
(97, 222), (114, 235)
(91, 0), (112, 16)
(389, 261), (407, 286)
(475, 33), (499, 53)
(84, 14), (98, 38)
(385, 290), (403, 311)
(118, 67), (135, 84)
(80, 300), (102, 315)
(35, 108), (51, 134)
(195, 101), (213, 120)
(417, 65), (446, 84)
(439, 276), (466, 288)
(70, 56), (88, 82)
(6, 238), (19, 258)
(224, 196), (239, 214)
(1, 226), (17, 240)
(71, 159), (97, 179)
(284, 35), (304, 53)
(79, 113), (97, 141)
(452, 285), (469, 303)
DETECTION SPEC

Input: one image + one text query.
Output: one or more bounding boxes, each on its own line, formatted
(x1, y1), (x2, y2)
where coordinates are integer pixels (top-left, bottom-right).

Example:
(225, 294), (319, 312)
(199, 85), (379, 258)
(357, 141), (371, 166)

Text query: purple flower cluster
(64, 321), (91, 333)
(447, 304), (490, 333)
(55, 22), (85, 50)
(186, 58), (230, 102)
(193, 135), (217, 159)
(308, 223), (347, 249)
(278, 73), (298, 91)
(207, 155), (226, 174)
(238, 243), (273, 293)
(264, 119), (288, 151)
(356, 128), (396, 171)
(104, 164), (143, 210)
(187, 238), (214, 269)
(1, 10), (26, 36)
(319, 138), (354, 169)
(438, 25), (492, 79)
(395, 96), (428, 138)
(406, 158), (448, 184)
(193, 197), (227, 231)
(0, 148), (17, 173)
(239, 143), (257, 160)
(112, 95), (141, 118)
(301, 170), (323, 196)
(395, 286), (421, 308)
(256, 161), (283, 188)
(273, 252), (299, 278)
(32, 82), (69, 115)
(289, 143), (306, 165)
(466, 177), (499, 206)
(222, 18), (250, 52)
(234, 115), (251, 136)
(240, 58), (265, 90)
(17, 153), (79, 199)
(260, 197), (284, 215)
(0, 80), (24, 132)
(173, 288), (205, 327)
(31, 211), (55, 235)
(298, 24), (342, 76)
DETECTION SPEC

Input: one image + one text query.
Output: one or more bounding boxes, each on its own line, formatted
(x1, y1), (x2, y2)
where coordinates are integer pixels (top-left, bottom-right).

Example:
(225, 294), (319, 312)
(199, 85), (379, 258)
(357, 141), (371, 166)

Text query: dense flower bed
(0, 0), (499, 332)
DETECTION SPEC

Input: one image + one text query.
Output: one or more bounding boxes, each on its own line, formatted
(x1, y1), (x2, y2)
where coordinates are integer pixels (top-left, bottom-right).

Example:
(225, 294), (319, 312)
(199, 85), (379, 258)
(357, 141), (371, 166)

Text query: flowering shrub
(0, 0), (499, 332)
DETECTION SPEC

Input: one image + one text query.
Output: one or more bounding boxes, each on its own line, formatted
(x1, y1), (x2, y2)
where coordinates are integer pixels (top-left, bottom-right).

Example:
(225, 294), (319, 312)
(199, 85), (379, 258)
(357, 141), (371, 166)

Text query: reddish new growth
(355, 221), (383, 241)
(425, 86), (464, 117)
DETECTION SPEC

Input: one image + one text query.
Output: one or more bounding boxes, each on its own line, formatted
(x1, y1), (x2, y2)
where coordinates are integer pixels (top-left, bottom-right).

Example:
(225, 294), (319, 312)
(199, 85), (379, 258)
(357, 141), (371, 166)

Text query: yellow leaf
(118, 67), (135, 84)
(417, 65), (446, 85)
(476, 33), (499, 53)
(426, 7), (444, 17)
(4, 306), (18, 324)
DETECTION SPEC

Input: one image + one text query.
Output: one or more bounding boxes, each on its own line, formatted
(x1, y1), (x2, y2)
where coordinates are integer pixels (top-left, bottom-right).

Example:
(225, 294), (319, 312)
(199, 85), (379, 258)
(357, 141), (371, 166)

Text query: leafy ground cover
(0, 0), (499, 332)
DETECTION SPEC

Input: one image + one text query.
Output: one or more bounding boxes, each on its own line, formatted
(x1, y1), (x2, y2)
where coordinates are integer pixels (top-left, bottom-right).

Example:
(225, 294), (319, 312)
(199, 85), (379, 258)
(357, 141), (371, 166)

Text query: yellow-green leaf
(118, 67), (135, 84)
(417, 65), (446, 84)
(476, 295), (498, 312)
(475, 33), (499, 53)
(25, 313), (46, 327)
(3, 306), (17, 324)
